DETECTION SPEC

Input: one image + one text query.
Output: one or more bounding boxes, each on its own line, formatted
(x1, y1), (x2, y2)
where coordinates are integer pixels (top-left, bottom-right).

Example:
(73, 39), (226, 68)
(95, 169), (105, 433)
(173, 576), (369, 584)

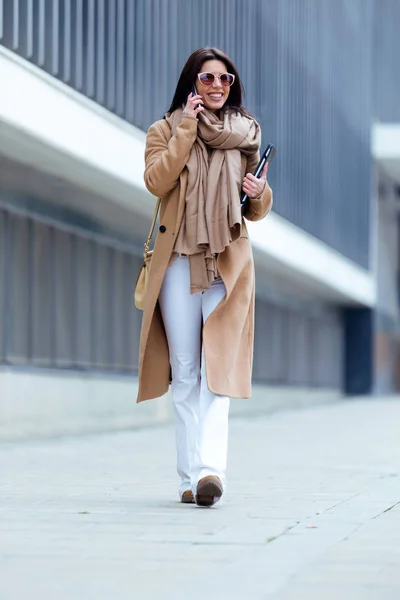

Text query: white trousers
(159, 255), (230, 499)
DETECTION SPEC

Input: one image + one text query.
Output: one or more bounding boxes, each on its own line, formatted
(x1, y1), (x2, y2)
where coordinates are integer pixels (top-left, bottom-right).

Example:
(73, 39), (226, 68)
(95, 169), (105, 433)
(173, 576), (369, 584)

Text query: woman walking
(137, 47), (273, 507)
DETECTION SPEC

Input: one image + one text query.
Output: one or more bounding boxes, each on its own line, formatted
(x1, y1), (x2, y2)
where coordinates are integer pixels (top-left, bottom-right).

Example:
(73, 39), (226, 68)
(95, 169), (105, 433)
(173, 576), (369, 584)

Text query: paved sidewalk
(1, 398), (400, 600)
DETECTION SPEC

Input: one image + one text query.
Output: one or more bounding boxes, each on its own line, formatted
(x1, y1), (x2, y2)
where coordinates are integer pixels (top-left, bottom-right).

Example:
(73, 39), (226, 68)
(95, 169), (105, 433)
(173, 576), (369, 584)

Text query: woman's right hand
(182, 92), (204, 118)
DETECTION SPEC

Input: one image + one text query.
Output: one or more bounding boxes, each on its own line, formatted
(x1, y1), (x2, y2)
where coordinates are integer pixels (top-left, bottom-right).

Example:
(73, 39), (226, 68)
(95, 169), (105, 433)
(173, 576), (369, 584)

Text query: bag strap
(144, 198), (161, 253)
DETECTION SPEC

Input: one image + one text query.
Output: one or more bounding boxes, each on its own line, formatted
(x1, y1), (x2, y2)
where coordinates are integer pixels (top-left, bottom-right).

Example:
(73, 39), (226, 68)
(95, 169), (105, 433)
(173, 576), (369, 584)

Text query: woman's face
(195, 59), (231, 112)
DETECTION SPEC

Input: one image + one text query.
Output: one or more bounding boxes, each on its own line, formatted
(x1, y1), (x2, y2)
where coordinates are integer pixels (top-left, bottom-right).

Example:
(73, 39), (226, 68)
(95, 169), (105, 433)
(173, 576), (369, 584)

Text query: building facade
(0, 0), (399, 435)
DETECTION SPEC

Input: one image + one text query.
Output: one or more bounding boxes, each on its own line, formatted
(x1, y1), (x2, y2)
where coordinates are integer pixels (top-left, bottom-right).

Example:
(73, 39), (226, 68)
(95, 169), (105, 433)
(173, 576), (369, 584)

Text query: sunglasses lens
(221, 73), (235, 86)
(199, 73), (215, 86)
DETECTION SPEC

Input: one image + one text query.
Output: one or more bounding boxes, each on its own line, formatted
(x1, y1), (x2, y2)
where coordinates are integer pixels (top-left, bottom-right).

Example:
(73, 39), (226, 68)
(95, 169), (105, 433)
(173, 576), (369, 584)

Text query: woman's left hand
(242, 162), (269, 198)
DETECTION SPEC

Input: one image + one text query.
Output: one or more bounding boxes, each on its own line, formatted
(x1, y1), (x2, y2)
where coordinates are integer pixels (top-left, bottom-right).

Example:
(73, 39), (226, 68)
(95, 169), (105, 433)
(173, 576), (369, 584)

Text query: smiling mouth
(208, 93), (223, 100)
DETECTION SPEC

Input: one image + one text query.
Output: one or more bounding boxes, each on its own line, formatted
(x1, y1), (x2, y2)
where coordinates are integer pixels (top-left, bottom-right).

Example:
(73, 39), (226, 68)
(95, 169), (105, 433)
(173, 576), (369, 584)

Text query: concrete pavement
(0, 398), (400, 599)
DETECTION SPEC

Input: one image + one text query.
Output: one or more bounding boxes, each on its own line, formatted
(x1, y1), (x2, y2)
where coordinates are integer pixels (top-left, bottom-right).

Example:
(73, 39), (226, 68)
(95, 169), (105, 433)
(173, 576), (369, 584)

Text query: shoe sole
(181, 492), (195, 504)
(195, 477), (223, 507)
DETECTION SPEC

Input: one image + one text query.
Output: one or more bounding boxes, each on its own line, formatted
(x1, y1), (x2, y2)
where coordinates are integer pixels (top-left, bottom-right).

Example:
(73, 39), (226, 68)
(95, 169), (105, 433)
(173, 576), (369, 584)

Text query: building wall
(253, 299), (342, 388)
(0, 0), (374, 268)
(0, 191), (343, 388)
(5, 0), (397, 406)
(0, 197), (141, 373)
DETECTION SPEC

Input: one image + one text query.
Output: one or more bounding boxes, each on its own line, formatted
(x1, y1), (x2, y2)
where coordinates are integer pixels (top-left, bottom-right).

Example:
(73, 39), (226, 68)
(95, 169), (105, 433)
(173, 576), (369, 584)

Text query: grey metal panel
(89, 238), (98, 367)
(253, 298), (343, 388)
(86, 0), (95, 98)
(125, 0), (134, 123)
(54, 228), (74, 366)
(38, 0), (45, 66)
(62, 0), (72, 82)
(96, 0), (105, 104)
(116, 0), (125, 117)
(12, 0), (17, 49)
(75, 236), (92, 367)
(31, 221), (53, 366)
(19, 0), (33, 58)
(0, 210), (5, 361)
(106, 0), (116, 112)
(112, 249), (127, 369)
(0, 199), (344, 386)
(5, 215), (30, 364)
(74, 0), (83, 90)
(373, 0), (400, 122)
(1, 0), (11, 46)
(51, 0), (59, 74)
(0, 201), (144, 374)
(93, 242), (109, 368)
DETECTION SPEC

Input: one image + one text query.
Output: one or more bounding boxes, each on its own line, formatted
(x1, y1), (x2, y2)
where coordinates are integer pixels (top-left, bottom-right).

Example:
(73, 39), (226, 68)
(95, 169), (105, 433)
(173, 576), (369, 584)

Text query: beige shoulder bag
(134, 198), (161, 310)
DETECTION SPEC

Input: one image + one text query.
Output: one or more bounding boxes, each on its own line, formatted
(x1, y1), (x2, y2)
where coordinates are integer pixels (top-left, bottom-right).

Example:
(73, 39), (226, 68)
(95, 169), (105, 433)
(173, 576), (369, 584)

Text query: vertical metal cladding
(253, 299), (343, 388)
(0, 203), (142, 371)
(1, 0), (393, 268)
(372, 0), (400, 122)
(0, 200), (342, 386)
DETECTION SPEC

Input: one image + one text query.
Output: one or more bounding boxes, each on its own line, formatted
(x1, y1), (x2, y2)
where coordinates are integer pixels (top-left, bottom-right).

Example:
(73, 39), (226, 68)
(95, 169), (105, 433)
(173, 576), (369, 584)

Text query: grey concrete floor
(1, 398), (400, 600)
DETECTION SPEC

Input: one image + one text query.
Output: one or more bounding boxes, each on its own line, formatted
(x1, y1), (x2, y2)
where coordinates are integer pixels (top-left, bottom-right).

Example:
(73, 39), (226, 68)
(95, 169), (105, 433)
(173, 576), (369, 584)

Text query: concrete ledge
(0, 45), (150, 221)
(0, 367), (341, 442)
(248, 214), (375, 307)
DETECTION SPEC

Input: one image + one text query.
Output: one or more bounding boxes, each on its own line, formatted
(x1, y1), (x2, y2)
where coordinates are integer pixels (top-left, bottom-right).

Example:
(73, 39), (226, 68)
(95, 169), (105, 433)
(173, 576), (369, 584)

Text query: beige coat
(137, 115), (272, 403)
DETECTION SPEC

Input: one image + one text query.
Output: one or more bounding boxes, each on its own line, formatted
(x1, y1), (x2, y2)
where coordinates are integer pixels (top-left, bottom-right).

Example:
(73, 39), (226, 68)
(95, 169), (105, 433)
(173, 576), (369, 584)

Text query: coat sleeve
(144, 116), (198, 198)
(242, 150), (273, 222)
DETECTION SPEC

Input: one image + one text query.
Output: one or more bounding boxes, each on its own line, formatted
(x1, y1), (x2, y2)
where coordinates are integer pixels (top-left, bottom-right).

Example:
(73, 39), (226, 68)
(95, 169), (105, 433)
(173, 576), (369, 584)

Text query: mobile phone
(191, 84), (202, 110)
(241, 143), (276, 212)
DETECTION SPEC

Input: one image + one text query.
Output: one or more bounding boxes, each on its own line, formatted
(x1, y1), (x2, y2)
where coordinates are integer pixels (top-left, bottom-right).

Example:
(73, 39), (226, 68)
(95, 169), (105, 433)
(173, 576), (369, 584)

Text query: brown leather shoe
(195, 476), (223, 507)
(181, 490), (195, 504)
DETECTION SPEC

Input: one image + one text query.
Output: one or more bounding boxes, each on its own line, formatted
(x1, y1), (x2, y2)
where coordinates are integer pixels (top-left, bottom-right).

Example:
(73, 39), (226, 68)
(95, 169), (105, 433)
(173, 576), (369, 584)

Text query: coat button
(159, 225), (166, 233)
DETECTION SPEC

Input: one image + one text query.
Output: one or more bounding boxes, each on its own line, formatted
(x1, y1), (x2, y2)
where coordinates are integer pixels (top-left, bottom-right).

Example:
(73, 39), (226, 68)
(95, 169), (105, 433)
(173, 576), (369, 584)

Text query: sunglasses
(197, 72), (235, 87)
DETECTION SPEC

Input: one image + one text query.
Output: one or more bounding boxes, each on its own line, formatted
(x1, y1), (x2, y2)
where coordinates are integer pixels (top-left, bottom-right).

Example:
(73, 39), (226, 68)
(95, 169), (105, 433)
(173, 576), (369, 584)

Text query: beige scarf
(165, 108), (260, 293)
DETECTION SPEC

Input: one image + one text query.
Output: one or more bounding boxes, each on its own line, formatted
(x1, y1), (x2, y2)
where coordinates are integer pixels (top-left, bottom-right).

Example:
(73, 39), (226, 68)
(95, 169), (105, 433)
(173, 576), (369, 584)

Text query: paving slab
(0, 398), (400, 599)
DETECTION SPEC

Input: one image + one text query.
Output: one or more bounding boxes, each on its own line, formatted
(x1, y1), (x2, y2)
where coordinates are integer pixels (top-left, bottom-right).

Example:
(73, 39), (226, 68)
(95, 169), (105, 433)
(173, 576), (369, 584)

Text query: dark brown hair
(166, 47), (252, 118)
